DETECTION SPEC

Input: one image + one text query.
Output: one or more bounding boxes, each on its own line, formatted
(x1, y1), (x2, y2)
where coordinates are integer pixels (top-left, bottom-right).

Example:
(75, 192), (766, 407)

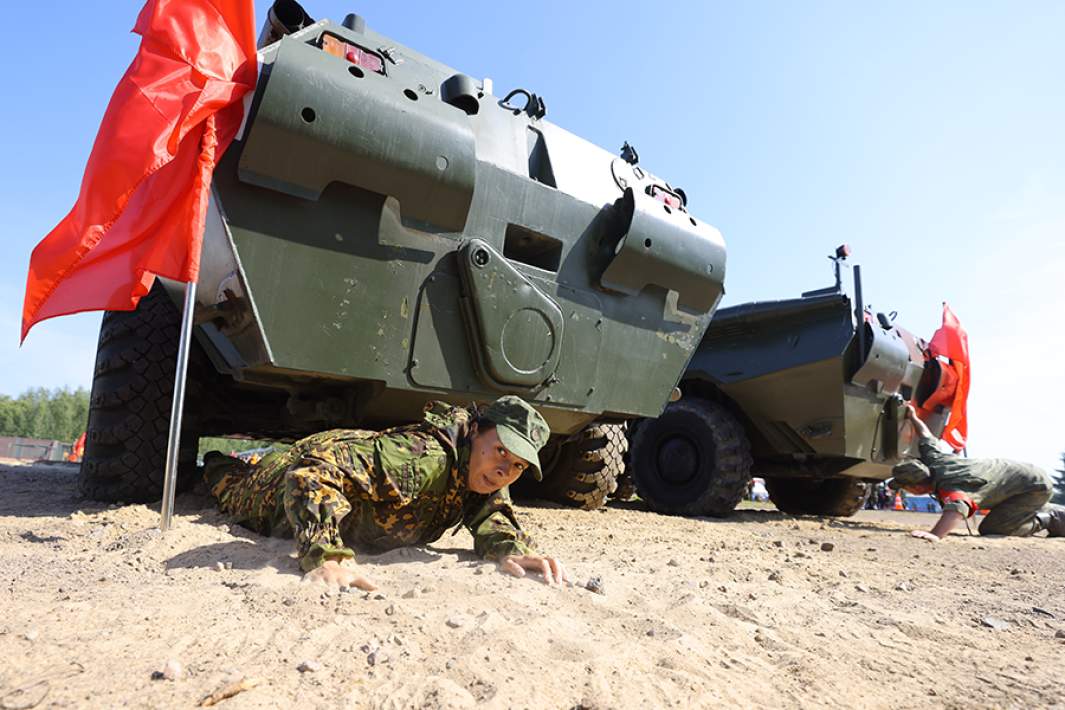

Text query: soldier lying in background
(205, 396), (568, 590)
(891, 404), (1065, 541)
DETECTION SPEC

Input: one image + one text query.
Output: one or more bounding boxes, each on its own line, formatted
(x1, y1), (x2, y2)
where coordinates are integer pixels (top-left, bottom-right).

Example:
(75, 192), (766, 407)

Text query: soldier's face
(467, 425), (529, 494)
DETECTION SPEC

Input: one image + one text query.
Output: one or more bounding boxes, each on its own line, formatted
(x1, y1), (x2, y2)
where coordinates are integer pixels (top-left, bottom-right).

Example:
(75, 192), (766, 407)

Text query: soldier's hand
(910, 530), (940, 543)
(904, 403), (918, 422)
(301, 559), (377, 591)
(499, 554), (570, 586)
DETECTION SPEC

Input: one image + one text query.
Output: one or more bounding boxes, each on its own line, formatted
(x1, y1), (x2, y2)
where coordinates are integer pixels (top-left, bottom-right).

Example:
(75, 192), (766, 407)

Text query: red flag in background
(928, 303), (970, 451)
(21, 0), (257, 342)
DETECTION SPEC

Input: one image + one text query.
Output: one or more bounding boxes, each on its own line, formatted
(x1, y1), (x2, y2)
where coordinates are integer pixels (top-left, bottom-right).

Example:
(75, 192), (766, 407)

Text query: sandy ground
(1, 461), (1063, 710)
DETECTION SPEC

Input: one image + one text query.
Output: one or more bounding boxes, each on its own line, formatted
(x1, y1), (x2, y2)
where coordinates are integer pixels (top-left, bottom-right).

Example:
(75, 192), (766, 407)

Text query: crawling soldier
(205, 396), (568, 589)
(891, 404), (1065, 541)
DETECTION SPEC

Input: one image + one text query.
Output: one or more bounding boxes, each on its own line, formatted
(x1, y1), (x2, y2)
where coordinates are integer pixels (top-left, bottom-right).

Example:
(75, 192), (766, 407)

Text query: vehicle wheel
(612, 471), (637, 501)
(629, 398), (752, 517)
(764, 477), (872, 517)
(510, 423), (624, 510)
(610, 421), (637, 501)
(79, 284), (203, 503)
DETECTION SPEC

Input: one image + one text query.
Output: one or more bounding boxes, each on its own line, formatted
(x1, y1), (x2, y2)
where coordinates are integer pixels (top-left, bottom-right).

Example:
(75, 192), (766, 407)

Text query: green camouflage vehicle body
(79, 2), (727, 503)
(626, 252), (951, 517)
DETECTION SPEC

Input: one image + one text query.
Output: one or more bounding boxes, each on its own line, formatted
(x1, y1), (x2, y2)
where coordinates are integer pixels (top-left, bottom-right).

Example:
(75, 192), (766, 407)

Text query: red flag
(928, 303), (970, 451)
(21, 0), (257, 342)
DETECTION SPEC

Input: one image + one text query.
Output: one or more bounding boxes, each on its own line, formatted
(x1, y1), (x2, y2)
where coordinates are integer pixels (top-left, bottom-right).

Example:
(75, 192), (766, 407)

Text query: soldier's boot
(1037, 505), (1065, 537)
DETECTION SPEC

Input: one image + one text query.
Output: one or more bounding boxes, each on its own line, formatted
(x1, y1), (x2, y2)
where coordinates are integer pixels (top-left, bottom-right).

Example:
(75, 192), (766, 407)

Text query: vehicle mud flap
(238, 37), (477, 231)
(851, 322), (922, 395)
(599, 187), (725, 314)
(457, 239), (564, 390)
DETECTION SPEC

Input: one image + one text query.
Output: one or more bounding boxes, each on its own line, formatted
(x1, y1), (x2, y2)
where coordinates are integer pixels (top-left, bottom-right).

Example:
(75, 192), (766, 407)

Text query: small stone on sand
(297, 659), (322, 673)
(161, 659), (183, 681)
(980, 617), (1010, 631)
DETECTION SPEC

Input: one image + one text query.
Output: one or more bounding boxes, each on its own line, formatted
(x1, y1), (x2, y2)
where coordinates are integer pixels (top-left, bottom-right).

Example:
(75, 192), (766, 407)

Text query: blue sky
(2, 1), (1063, 471)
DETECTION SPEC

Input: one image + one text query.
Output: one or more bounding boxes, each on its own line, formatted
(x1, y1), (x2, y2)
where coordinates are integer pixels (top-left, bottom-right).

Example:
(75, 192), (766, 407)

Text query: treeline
(1055, 453), (1065, 505)
(0, 387), (90, 443)
(198, 437), (277, 457)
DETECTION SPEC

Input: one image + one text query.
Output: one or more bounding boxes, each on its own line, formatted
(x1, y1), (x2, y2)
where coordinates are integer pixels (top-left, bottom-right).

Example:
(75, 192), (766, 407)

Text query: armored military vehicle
(624, 246), (954, 518)
(79, 0), (727, 504)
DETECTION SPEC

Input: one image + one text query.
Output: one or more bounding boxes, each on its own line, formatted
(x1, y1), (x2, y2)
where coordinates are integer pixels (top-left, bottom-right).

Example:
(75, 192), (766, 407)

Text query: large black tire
(510, 423), (624, 510)
(79, 285), (203, 503)
(629, 398), (752, 517)
(764, 477), (872, 517)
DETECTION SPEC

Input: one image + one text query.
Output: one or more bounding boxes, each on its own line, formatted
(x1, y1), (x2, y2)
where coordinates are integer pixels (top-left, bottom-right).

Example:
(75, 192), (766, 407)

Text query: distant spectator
(877, 484), (891, 510)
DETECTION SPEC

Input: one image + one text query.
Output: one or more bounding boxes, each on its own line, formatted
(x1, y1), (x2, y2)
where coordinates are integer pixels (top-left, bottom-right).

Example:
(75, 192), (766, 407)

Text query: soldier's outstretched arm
(465, 490), (535, 560)
(284, 455), (362, 575)
(911, 509), (965, 542)
(499, 554), (570, 586)
(906, 403), (960, 468)
(301, 559), (376, 590)
(465, 491), (569, 586)
(904, 403), (934, 440)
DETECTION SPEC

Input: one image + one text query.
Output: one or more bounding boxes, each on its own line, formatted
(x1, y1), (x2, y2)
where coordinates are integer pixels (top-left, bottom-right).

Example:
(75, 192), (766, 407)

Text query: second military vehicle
(624, 246), (958, 518)
(79, 0), (726, 505)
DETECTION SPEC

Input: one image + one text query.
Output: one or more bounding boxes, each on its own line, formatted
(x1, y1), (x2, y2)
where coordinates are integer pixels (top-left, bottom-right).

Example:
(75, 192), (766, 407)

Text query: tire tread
(629, 398), (753, 517)
(764, 477), (872, 517)
(79, 286), (201, 503)
(513, 423), (626, 510)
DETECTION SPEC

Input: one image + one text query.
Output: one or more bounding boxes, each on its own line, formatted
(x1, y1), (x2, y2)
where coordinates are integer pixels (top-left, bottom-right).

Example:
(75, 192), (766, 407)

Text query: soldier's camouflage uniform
(917, 435), (1064, 536)
(206, 402), (535, 571)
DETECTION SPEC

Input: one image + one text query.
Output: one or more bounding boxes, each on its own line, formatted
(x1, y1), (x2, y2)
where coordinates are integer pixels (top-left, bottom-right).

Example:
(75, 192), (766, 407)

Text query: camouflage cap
(888, 460), (931, 489)
(482, 395), (549, 481)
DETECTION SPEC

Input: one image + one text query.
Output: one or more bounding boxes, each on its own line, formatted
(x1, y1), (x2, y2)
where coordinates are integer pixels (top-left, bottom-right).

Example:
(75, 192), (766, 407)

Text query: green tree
(198, 437), (280, 458)
(0, 396), (29, 436)
(26, 388), (56, 439)
(48, 387), (91, 441)
(1053, 452), (1065, 505)
(0, 387), (90, 441)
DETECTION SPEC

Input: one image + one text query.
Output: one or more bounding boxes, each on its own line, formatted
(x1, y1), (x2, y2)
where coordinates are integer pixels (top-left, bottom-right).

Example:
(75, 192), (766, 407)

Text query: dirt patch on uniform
(1, 461), (1063, 708)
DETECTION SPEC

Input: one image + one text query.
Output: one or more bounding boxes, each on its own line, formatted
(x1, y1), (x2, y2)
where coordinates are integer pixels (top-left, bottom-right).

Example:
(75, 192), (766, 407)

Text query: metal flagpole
(160, 278), (199, 532)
